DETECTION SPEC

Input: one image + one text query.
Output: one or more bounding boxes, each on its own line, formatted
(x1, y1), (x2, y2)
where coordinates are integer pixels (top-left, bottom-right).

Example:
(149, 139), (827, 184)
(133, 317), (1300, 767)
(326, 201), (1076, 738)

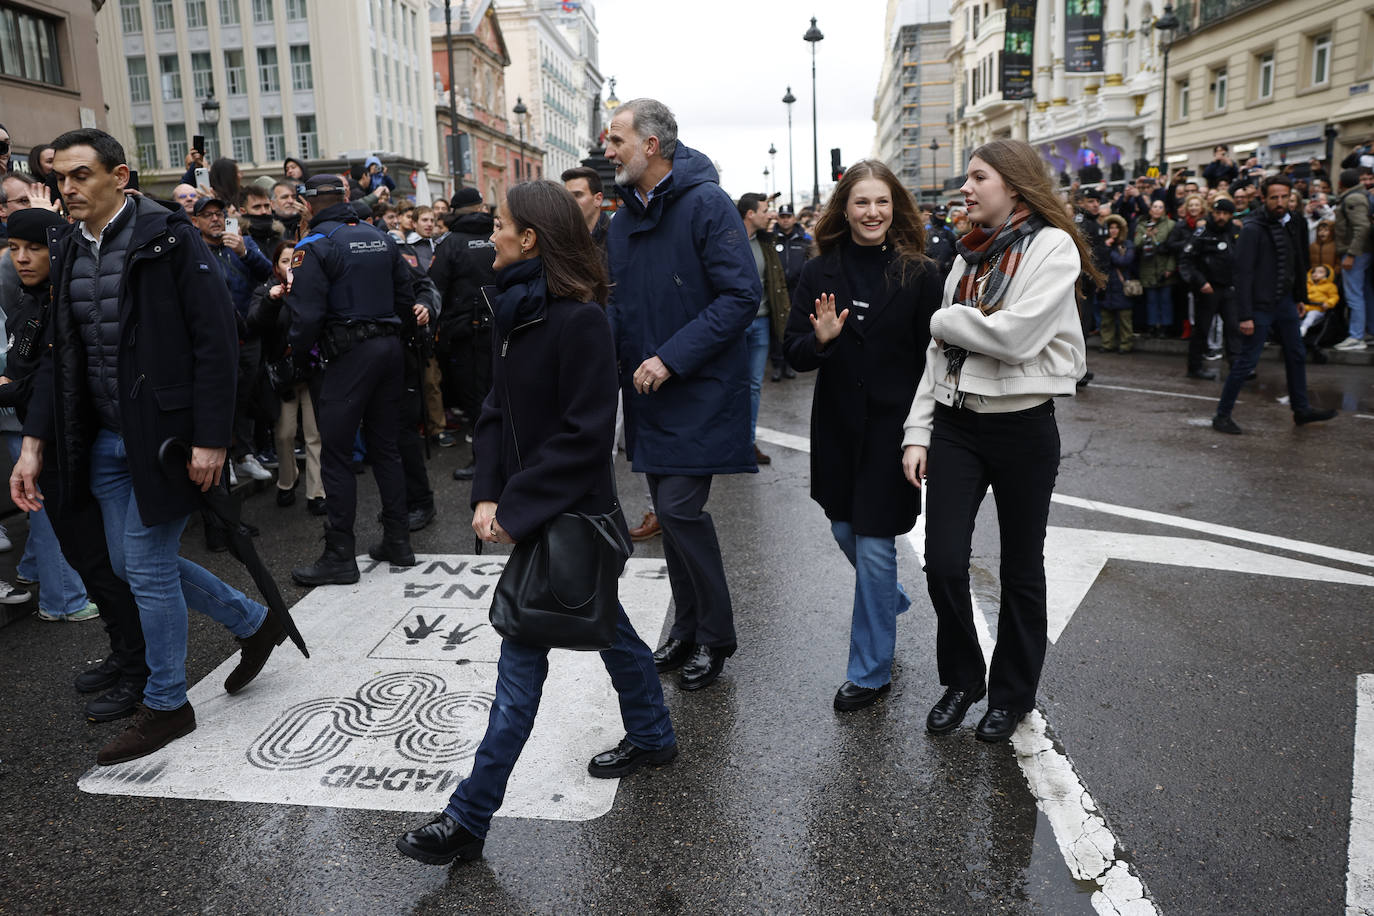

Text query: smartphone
(192, 135), (205, 155)
(224, 217), (239, 235)
(195, 166), (210, 188)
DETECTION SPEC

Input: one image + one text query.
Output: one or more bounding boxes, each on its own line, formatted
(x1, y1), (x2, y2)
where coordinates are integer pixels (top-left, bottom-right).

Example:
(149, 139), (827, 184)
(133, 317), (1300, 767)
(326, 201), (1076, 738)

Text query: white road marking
(1051, 494), (1374, 570)
(1043, 528), (1374, 643)
(79, 556), (673, 818)
(758, 427), (1374, 569)
(1350, 674), (1374, 916)
(1356, 414), (1374, 421)
(905, 519), (1157, 915)
(1084, 383), (1224, 403)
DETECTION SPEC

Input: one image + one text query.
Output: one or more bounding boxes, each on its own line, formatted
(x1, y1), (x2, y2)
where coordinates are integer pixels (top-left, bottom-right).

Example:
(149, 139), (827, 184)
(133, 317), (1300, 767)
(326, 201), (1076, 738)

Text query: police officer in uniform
(769, 204), (810, 381)
(286, 174), (422, 585)
(922, 204), (958, 280)
(428, 187), (496, 480)
(1178, 197), (1243, 380)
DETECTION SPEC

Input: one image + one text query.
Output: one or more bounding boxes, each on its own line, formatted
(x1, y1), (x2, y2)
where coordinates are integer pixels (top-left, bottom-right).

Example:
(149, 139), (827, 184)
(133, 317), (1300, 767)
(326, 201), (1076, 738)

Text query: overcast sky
(592, 0), (889, 204)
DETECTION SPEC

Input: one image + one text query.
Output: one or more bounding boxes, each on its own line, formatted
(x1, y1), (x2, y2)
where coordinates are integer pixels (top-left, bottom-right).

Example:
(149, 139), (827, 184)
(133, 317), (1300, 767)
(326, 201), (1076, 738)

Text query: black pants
(49, 489), (148, 685)
(311, 335), (407, 537)
(1188, 288), (1242, 371)
(398, 350), (434, 512)
(232, 337), (270, 460)
(923, 401), (1059, 713)
(647, 474), (736, 650)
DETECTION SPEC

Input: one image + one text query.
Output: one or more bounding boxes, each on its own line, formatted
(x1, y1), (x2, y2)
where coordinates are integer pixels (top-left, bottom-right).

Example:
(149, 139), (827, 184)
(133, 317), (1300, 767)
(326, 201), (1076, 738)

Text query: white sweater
(902, 226), (1087, 449)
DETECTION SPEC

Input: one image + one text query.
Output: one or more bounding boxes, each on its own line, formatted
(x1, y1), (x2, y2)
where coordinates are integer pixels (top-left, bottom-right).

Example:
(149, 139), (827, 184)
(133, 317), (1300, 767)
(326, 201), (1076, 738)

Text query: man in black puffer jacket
(11, 129), (285, 767)
(428, 188), (496, 481)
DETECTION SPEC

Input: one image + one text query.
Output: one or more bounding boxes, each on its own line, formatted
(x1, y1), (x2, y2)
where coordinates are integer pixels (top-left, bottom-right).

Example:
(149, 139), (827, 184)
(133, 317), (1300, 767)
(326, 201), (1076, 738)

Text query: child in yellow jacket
(1300, 265), (1339, 335)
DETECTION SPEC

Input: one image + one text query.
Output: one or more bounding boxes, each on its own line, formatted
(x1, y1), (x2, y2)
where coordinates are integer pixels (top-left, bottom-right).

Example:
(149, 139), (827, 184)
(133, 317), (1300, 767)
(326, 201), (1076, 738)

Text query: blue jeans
(830, 521), (910, 688)
(1216, 299), (1310, 418)
(745, 314), (771, 442)
(3, 432), (89, 616)
(1144, 286), (1173, 327)
(1345, 252), (1371, 339)
(443, 603), (675, 838)
(88, 429), (266, 710)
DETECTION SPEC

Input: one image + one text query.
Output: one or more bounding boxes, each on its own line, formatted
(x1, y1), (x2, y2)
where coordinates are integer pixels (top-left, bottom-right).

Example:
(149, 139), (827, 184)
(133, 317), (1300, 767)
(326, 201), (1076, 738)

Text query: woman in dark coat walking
(396, 181), (676, 866)
(783, 160), (942, 711)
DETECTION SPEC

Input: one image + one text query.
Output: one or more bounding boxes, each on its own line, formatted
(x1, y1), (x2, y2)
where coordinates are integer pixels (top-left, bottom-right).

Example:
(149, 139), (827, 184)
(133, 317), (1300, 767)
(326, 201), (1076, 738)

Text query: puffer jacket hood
(616, 143), (719, 214)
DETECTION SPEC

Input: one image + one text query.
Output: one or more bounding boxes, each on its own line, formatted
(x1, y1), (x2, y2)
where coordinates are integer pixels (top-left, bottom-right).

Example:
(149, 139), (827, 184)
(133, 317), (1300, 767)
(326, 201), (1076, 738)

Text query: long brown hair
(505, 180), (609, 304)
(968, 140), (1105, 290)
(813, 159), (929, 282)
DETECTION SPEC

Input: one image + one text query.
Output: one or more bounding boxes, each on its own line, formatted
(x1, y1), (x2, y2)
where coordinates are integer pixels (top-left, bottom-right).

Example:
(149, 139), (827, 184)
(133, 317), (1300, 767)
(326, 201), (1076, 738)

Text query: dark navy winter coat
(606, 144), (761, 476)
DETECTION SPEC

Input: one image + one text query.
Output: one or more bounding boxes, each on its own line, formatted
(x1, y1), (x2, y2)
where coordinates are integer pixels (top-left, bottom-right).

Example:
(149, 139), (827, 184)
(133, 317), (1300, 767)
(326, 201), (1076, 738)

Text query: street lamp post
(443, 0), (461, 191)
(513, 96), (527, 182)
(928, 137), (940, 203)
(763, 166), (770, 196)
(768, 143), (777, 198)
(782, 86), (797, 210)
(200, 84), (220, 148)
(1153, 4), (1180, 178)
(803, 17), (824, 207)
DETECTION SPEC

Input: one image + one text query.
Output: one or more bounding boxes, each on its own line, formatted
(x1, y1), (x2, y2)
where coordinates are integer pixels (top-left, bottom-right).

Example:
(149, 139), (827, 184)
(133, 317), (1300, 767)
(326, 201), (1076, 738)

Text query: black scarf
(488, 256), (547, 338)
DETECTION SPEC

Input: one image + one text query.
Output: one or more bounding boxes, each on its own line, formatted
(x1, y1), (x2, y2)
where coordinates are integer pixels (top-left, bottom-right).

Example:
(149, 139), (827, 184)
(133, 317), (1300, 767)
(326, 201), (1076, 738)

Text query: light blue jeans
(88, 429), (266, 710)
(746, 314), (771, 443)
(2, 432), (89, 616)
(1345, 252), (1371, 340)
(830, 521), (911, 688)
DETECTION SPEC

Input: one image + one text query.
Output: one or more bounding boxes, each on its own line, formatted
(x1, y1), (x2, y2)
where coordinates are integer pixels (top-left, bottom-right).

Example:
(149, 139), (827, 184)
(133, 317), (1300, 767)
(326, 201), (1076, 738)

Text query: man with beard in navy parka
(604, 98), (761, 693)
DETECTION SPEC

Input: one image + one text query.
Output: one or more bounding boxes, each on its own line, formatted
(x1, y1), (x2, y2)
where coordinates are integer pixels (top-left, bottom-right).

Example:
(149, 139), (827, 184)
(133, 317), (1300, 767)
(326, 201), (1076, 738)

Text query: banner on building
(1003, 0), (1037, 100)
(1065, 0), (1103, 73)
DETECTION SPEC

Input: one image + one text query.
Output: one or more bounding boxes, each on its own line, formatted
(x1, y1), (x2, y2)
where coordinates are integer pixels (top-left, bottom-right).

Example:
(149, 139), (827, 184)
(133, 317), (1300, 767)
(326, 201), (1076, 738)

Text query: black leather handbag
(486, 357), (630, 651)
(489, 508), (630, 651)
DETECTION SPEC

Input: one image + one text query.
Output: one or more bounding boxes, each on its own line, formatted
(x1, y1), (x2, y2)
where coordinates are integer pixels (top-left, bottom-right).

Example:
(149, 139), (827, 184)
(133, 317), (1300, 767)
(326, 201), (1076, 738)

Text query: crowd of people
(0, 103), (1355, 867)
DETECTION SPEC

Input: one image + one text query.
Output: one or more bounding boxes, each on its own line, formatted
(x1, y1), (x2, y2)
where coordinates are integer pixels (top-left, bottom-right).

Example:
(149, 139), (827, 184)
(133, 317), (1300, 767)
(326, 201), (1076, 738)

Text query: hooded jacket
(429, 210), (497, 337)
(606, 143), (761, 476)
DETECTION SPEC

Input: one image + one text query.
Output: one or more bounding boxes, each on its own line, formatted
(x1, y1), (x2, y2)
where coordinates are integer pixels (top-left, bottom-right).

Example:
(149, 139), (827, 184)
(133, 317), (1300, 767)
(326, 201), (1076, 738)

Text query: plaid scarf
(943, 208), (1044, 404)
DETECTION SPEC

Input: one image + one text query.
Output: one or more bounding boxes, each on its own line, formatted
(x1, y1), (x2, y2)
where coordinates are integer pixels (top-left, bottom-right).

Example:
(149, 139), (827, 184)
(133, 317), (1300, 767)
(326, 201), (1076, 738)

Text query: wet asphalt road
(0, 350), (1370, 915)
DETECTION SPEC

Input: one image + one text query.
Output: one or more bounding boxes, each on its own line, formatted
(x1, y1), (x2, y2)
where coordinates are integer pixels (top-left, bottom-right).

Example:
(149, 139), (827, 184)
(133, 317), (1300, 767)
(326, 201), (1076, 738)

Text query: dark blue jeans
(443, 603), (675, 838)
(1216, 298), (1310, 418)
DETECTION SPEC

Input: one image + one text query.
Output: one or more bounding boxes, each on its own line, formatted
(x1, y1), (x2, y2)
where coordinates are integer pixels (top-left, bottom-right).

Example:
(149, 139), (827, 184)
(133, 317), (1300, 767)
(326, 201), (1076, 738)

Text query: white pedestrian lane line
(1356, 414), (1374, 421)
(1083, 383), (1224, 403)
(756, 427), (1374, 569)
(906, 519), (1158, 916)
(1350, 675), (1374, 916)
(1050, 494), (1374, 570)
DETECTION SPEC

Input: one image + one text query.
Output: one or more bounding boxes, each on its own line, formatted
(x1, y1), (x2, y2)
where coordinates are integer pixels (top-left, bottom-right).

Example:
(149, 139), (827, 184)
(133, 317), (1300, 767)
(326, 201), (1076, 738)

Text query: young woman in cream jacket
(901, 139), (1097, 742)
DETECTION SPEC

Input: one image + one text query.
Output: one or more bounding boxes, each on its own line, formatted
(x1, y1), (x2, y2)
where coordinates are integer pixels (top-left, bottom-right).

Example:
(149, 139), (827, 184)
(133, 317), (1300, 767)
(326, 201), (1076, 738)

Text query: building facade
(874, 0), (955, 202)
(1027, 0), (1164, 187)
(1160, 0), (1374, 178)
(0, 0), (107, 168)
(96, 0), (438, 189)
(947, 0), (1030, 192)
(493, 0), (600, 180)
(429, 0), (543, 202)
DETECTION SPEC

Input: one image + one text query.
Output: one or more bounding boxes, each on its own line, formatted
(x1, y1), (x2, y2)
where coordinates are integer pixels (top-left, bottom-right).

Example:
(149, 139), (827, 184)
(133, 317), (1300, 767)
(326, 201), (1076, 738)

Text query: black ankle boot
(292, 528), (360, 586)
(369, 523), (417, 568)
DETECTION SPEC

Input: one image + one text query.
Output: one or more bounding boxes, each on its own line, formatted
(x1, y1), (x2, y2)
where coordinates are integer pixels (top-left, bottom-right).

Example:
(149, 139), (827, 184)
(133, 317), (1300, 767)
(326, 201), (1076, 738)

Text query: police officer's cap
(1212, 198), (1237, 213)
(777, 204), (795, 216)
(450, 187), (483, 210)
(302, 174), (347, 197)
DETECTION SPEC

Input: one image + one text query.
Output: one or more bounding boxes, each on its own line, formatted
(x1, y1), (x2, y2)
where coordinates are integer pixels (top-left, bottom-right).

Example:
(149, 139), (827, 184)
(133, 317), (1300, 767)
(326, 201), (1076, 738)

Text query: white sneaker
(234, 455), (274, 481)
(1332, 336), (1368, 351)
(0, 525), (11, 552)
(0, 580), (30, 604)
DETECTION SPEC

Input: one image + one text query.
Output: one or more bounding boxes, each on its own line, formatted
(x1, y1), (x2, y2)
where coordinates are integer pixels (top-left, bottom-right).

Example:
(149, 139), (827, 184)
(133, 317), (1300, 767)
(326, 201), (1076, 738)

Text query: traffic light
(831, 147), (844, 182)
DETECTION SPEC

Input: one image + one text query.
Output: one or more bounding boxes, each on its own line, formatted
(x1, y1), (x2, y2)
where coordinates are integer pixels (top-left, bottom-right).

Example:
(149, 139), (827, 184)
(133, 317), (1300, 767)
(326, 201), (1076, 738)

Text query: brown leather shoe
(754, 444), (771, 465)
(224, 613), (286, 695)
(629, 511), (661, 542)
(97, 702), (196, 766)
